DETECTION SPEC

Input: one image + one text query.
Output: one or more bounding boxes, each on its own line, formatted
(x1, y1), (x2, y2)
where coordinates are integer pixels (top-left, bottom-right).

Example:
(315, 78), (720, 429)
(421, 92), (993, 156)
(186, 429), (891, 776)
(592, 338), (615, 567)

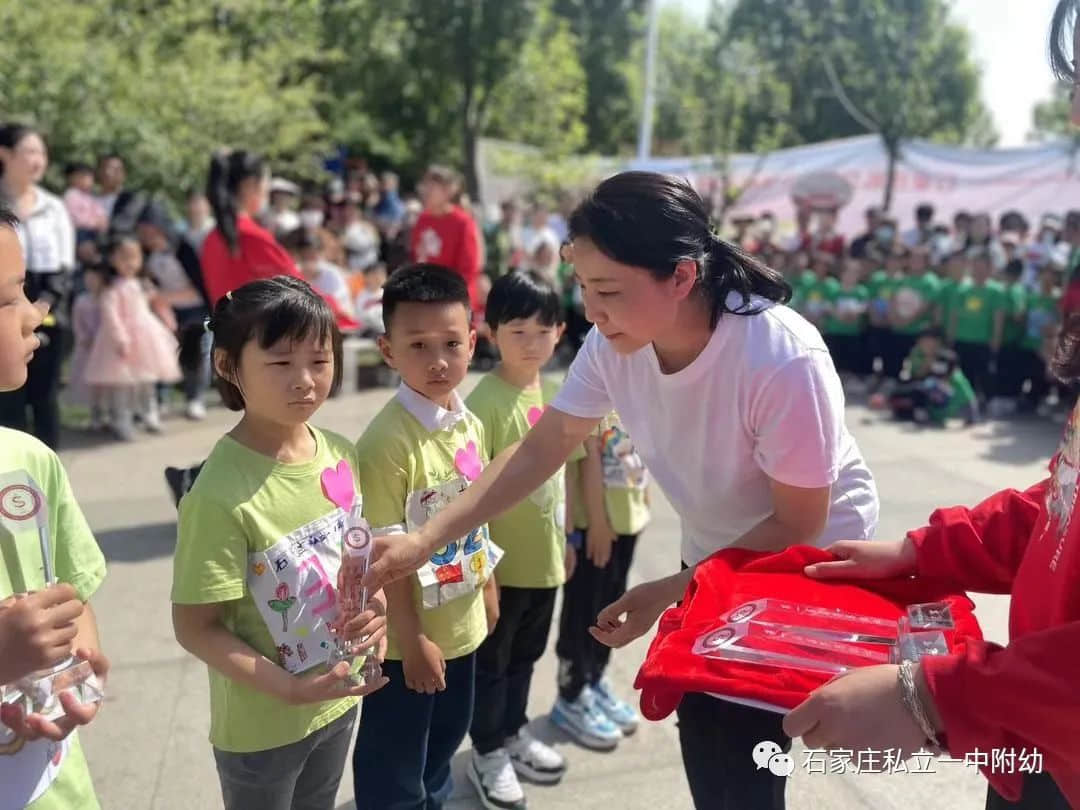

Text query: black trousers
(864, 325), (893, 377)
(823, 334), (863, 376)
(555, 531), (639, 701)
(470, 585), (557, 754)
(985, 772), (1070, 809)
(1013, 348), (1052, 409)
(886, 332), (918, 382)
(677, 692), (791, 810)
(955, 341), (994, 401)
(0, 321), (64, 449)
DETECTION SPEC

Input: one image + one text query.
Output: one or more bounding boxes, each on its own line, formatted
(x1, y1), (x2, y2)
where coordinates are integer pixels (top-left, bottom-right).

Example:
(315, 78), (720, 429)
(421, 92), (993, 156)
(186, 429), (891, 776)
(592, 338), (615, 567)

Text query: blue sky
(665, 0), (1061, 146)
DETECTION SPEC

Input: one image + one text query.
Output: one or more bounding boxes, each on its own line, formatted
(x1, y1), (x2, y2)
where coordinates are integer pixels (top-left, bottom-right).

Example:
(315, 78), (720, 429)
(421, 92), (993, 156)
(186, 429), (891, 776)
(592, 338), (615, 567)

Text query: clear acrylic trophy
(330, 502), (383, 686)
(693, 599), (953, 675)
(1, 478), (104, 721)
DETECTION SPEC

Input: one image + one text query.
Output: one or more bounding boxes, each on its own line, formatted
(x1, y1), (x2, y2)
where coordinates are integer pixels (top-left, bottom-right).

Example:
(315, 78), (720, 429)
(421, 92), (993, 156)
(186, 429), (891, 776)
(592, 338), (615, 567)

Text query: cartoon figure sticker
(599, 419), (648, 490)
(267, 583), (297, 632)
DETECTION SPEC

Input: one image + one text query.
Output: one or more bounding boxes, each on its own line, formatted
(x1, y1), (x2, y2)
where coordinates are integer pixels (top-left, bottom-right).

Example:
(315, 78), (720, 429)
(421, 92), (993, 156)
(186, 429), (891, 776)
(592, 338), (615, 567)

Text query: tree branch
(822, 52), (881, 134)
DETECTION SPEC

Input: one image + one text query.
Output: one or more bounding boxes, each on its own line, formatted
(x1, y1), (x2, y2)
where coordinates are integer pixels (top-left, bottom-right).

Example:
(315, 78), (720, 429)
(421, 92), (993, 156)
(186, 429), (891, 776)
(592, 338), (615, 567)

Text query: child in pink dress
(68, 265), (107, 429)
(84, 234), (181, 440)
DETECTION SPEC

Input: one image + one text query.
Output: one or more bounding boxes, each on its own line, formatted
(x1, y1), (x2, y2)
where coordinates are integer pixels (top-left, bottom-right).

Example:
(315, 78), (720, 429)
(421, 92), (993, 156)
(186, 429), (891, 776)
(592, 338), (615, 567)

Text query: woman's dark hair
(567, 171), (790, 327)
(381, 263), (471, 335)
(486, 270), (564, 329)
(0, 198), (16, 229)
(206, 149), (266, 255)
(0, 123), (40, 179)
(1051, 0), (1079, 82)
(182, 276), (343, 411)
(136, 199), (178, 245)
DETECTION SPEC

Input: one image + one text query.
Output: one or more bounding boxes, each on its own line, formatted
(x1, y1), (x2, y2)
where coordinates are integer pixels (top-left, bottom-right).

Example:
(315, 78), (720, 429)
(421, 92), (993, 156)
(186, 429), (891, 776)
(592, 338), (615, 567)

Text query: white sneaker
(469, 748), (526, 810)
(143, 409), (163, 433)
(506, 727), (566, 784)
(185, 400), (207, 420)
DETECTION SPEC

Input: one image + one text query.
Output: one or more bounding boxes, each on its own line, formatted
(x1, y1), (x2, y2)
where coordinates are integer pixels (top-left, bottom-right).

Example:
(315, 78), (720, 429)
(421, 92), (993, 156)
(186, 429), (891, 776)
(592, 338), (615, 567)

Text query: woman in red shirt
(201, 150), (302, 307)
(410, 165), (482, 312)
(781, 11), (1080, 807)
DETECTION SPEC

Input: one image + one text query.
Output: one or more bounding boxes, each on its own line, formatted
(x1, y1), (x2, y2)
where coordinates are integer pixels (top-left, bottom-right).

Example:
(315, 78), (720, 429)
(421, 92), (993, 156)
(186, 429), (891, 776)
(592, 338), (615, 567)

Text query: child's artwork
(405, 476), (502, 609)
(599, 419), (648, 491)
(247, 508), (351, 673)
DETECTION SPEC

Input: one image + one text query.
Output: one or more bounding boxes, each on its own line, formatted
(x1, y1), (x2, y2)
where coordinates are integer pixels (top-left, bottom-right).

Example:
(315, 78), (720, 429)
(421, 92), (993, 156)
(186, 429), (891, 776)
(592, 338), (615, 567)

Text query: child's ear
(376, 334), (397, 369)
(556, 322), (566, 340)
(467, 328), (477, 360)
(212, 348), (235, 384)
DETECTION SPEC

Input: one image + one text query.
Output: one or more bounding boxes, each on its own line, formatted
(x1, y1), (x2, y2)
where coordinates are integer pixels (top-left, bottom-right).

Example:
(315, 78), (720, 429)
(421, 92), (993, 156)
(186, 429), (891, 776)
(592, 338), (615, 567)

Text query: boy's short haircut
(0, 199), (17, 229)
(485, 270), (564, 329)
(65, 162), (94, 177)
(281, 226), (322, 254)
(382, 263), (471, 334)
(1004, 258), (1024, 279)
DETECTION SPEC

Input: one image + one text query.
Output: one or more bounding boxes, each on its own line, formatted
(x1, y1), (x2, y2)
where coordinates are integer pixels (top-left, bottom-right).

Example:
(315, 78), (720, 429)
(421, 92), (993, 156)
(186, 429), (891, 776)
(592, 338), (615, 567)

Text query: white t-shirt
(311, 260), (355, 318)
(552, 295), (879, 566)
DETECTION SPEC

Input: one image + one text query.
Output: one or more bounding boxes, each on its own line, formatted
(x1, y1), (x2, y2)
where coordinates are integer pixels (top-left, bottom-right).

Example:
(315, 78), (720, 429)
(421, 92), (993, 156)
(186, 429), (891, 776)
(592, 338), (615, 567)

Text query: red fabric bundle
(635, 546), (983, 720)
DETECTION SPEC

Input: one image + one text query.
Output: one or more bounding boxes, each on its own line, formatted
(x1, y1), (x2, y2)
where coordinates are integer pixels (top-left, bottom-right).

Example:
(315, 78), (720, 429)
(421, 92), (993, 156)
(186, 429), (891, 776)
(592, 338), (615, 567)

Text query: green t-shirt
(937, 278), (961, 329)
(465, 374), (565, 589)
(799, 276), (839, 323)
(788, 270), (815, 311)
(951, 280), (1008, 345)
(1003, 281), (1029, 347)
(892, 272), (942, 335)
(355, 395), (489, 663)
(865, 270), (898, 326)
(1023, 290), (1061, 352)
(823, 285), (869, 336)
(568, 414), (651, 537)
(171, 427), (361, 753)
(0, 428), (105, 810)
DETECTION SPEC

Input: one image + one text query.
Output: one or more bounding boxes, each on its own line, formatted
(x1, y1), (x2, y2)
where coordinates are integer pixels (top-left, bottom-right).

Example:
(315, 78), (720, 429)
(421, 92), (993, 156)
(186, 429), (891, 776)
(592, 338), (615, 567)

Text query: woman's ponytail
(703, 233), (791, 323)
(205, 149), (266, 256)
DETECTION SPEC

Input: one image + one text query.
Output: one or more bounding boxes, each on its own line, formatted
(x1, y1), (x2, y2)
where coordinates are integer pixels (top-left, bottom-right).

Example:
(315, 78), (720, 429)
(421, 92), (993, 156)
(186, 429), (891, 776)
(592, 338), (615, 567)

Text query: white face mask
(300, 209), (324, 230)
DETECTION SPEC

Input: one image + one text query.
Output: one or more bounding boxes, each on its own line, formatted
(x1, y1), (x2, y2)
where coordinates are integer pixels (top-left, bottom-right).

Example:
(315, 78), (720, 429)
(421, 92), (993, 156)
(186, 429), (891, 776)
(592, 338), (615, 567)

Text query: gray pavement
(63, 378), (1056, 809)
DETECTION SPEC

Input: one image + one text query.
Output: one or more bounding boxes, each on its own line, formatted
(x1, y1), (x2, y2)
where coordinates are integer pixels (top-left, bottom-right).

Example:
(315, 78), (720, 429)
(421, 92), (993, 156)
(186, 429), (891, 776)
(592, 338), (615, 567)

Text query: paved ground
(63, 377), (1057, 809)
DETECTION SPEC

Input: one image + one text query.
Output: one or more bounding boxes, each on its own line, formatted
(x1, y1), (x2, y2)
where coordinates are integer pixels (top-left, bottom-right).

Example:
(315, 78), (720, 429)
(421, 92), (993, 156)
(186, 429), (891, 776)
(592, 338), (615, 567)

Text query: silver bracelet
(898, 660), (941, 747)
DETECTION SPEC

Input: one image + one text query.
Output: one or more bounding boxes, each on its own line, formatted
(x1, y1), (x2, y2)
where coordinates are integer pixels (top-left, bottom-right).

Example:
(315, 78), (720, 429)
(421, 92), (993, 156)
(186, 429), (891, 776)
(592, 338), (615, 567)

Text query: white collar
(395, 383), (467, 433)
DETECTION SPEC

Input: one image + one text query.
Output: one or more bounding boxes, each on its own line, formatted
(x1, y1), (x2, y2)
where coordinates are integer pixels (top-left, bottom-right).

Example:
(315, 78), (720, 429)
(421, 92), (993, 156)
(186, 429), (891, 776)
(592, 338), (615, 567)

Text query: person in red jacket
(201, 149), (303, 308)
(410, 165), (482, 312)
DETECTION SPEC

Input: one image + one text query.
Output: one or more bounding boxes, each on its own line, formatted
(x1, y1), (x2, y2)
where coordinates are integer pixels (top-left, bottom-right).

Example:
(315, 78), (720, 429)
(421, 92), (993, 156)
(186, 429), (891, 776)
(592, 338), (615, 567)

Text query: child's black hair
(101, 232), (142, 278)
(65, 162), (94, 178)
(485, 270), (564, 329)
(1004, 258), (1024, 280)
(381, 263), (471, 335)
(281, 226), (322, 254)
(181, 276), (343, 411)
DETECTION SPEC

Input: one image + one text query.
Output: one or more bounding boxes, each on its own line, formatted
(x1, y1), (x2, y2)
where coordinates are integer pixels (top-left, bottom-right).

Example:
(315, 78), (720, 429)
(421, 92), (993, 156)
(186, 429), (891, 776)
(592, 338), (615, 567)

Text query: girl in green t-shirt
(947, 250), (1007, 403)
(171, 277), (389, 810)
(823, 259), (869, 379)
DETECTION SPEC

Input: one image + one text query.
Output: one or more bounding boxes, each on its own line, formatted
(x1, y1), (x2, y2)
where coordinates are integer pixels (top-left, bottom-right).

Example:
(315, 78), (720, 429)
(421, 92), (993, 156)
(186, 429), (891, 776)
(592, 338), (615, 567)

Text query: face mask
(875, 227), (895, 243)
(300, 209), (324, 229)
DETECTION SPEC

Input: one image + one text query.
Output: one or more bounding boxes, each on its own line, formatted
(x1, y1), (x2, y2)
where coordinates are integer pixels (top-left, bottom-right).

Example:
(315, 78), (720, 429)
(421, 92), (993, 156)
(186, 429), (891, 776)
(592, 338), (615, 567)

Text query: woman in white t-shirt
(364, 171), (879, 810)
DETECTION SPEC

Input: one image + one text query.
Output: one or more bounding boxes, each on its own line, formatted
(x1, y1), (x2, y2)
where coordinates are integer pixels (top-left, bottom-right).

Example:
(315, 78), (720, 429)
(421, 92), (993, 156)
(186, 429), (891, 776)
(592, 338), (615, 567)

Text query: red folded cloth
(635, 546), (983, 720)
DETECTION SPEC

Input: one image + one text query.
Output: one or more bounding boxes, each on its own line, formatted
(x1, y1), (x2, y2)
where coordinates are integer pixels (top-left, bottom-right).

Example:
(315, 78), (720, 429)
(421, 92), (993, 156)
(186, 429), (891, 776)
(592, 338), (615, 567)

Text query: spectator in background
(411, 165), (482, 310)
(282, 227), (355, 321)
(182, 189), (215, 254)
(200, 149), (302, 308)
(341, 200), (381, 271)
(62, 162), (108, 243)
(0, 123), (75, 449)
(373, 171), (405, 233)
(807, 208), (845, 258)
(729, 213), (757, 252)
(298, 192), (327, 233)
(850, 206), (883, 259)
(521, 201), (561, 262)
(902, 203), (935, 248)
(948, 248), (1007, 405)
(95, 153), (126, 220)
(1059, 210), (1080, 317)
(267, 177), (301, 237)
(951, 210), (973, 253)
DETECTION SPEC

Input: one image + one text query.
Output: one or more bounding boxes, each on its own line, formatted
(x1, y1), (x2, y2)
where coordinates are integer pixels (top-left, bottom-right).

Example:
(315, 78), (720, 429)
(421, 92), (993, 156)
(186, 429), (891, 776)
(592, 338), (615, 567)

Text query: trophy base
(6, 658), (104, 722)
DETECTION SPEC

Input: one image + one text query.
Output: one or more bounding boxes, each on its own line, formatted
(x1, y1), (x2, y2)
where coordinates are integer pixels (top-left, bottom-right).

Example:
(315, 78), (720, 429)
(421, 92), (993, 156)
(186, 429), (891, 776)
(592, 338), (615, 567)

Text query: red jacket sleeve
(454, 214), (481, 280)
(246, 230), (301, 281)
(922, 623), (1080, 800)
(908, 480), (1048, 593)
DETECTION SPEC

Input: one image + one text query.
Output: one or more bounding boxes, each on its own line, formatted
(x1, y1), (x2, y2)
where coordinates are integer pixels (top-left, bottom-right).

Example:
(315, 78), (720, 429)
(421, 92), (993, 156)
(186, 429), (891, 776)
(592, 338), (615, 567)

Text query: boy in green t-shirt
(0, 201), (109, 810)
(888, 246), (941, 378)
(995, 259), (1031, 412)
(888, 329), (979, 426)
(465, 271), (571, 808)
(865, 248), (905, 380)
(1017, 266), (1061, 412)
(353, 265), (499, 810)
(947, 249), (1008, 403)
(797, 253), (839, 331)
(822, 258), (870, 380)
(936, 249), (969, 332)
(552, 412), (651, 751)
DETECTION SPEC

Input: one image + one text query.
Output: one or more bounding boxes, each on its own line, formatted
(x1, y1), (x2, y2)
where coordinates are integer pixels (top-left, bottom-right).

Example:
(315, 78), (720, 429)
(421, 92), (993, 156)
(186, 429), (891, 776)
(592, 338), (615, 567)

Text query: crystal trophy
(693, 599), (953, 675)
(330, 502), (382, 685)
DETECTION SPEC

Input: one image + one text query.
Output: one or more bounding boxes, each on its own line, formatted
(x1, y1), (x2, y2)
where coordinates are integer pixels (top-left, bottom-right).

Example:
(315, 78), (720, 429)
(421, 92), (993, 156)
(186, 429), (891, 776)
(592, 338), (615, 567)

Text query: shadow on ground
(96, 521), (177, 563)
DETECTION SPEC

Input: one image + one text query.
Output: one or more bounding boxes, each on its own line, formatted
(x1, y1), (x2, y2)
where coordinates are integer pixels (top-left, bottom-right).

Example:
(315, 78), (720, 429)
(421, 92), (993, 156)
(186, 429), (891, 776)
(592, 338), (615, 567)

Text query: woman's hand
(782, 664), (937, 757)
(590, 575), (682, 649)
(362, 532), (432, 591)
(804, 539), (918, 581)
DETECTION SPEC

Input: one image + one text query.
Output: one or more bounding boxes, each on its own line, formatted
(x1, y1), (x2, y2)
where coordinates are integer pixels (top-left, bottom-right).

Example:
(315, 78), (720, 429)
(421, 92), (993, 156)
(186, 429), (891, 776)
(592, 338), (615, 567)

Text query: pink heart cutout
(527, 406), (545, 427)
(455, 441), (483, 482)
(320, 460), (356, 511)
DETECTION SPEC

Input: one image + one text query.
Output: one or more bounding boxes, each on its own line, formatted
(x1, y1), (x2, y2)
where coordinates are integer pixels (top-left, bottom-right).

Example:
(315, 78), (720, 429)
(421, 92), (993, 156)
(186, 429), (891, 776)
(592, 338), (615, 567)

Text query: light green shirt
(0, 428), (105, 810)
(356, 386), (489, 662)
(466, 373), (566, 589)
(171, 427), (360, 753)
(568, 413), (651, 537)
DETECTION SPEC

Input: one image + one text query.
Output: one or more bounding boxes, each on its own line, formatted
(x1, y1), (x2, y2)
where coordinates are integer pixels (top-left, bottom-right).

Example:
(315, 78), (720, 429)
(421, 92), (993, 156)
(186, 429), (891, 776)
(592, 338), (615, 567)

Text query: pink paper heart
(454, 441), (483, 482)
(527, 406), (545, 427)
(320, 460), (356, 511)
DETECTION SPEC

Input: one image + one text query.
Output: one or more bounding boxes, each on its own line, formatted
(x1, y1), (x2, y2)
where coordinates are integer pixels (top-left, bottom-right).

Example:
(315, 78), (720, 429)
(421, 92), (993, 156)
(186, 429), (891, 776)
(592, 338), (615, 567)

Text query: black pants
(996, 345), (1026, 399)
(955, 341), (994, 401)
(555, 531), (639, 701)
(864, 325), (892, 377)
(0, 321), (64, 449)
(985, 772), (1070, 809)
(823, 334), (862, 376)
(886, 332), (917, 382)
(353, 654), (476, 810)
(470, 586), (557, 754)
(1013, 348), (1052, 410)
(677, 692), (790, 810)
